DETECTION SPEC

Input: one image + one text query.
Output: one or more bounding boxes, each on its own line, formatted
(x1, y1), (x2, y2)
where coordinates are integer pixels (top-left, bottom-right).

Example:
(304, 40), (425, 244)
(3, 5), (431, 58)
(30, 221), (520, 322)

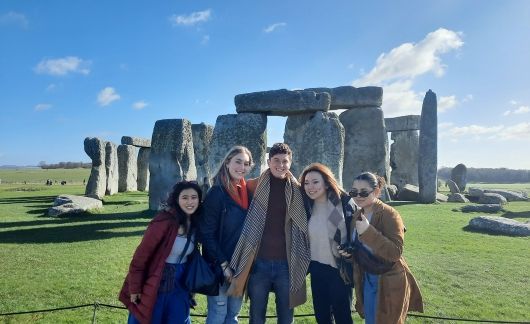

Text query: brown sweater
(257, 174), (288, 260)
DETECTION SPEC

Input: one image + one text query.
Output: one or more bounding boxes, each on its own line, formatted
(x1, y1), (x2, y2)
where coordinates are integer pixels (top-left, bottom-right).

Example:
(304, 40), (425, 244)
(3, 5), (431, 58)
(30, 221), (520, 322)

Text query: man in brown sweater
(243, 143), (309, 324)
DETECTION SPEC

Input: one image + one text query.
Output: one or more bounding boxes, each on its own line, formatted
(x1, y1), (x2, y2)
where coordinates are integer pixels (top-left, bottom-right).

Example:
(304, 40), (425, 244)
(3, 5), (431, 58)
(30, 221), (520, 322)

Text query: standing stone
(208, 113), (267, 179)
(118, 144), (138, 192)
(284, 111), (344, 185)
(389, 130), (419, 189)
(234, 89), (330, 116)
(451, 163), (467, 192)
(340, 107), (390, 188)
(192, 123), (214, 186)
(137, 147), (150, 191)
(105, 142), (119, 195)
(84, 137), (107, 199)
(418, 90), (438, 203)
(445, 179), (460, 194)
(149, 119), (197, 210)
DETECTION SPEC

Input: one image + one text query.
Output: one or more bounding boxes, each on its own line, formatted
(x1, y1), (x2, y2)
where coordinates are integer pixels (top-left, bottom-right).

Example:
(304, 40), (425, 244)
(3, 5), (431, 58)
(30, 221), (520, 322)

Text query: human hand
(338, 247), (353, 259)
(355, 213), (370, 235)
(221, 262), (234, 282)
(130, 293), (141, 304)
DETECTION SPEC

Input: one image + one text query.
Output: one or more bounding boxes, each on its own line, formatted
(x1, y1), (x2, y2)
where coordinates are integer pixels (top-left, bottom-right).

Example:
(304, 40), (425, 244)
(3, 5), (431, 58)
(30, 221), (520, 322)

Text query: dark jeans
(309, 261), (353, 324)
(247, 258), (293, 324)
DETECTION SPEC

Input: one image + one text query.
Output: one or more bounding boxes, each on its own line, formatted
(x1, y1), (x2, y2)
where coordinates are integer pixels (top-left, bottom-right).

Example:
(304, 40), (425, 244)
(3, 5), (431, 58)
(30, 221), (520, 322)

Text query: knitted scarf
(325, 194), (348, 260)
(222, 175), (249, 209)
(228, 169), (310, 296)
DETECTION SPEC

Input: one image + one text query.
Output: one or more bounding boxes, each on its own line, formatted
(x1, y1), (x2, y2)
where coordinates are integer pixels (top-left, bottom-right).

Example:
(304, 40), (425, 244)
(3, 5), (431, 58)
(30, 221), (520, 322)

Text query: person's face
(226, 152), (251, 181)
(303, 171), (328, 203)
(350, 180), (378, 209)
(267, 153), (291, 179)
(178, 188), (200, 216)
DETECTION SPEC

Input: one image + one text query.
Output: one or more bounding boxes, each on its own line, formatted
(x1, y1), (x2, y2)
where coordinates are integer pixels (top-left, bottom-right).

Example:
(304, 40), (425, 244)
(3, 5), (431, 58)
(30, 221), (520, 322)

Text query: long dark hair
(299, 163), (346, 204)
(164, 180), (203, 235)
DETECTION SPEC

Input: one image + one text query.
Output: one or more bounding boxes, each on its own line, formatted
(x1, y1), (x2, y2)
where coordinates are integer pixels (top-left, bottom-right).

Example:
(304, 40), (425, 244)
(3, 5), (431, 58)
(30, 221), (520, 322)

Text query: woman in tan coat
(339, 172), (423, 324)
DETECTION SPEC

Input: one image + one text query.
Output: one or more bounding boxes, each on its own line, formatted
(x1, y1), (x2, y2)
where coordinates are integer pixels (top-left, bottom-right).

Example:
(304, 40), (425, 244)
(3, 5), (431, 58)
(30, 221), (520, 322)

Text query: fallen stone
(460, 204), (503, 213)
(304, 86), (383, 109)
(468, 216), (530, 236)
(48, 194), (103, 217)
(478, 193), (508, 205)
(234, 89), (330, 116)
(484, 189), (528, 201)
(446, 179), (460, 194)
(468, 187), (484, 197)
(397, 184), (420, 201)
(384, 115), (421, 132)
(436, 192), (449, 202)
(447, 193), (469, 203)
(121, 136), (151, 148)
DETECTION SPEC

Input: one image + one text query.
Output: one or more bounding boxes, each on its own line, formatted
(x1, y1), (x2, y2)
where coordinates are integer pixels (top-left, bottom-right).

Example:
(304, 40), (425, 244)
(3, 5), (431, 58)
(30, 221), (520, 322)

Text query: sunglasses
(348, 190), (373, 198)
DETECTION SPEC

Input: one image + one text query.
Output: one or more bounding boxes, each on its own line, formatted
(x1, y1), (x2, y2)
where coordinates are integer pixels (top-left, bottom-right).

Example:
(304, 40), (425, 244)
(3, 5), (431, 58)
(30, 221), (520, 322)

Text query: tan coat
(350, 199), (423, 323)
(227, 177), (307, 308)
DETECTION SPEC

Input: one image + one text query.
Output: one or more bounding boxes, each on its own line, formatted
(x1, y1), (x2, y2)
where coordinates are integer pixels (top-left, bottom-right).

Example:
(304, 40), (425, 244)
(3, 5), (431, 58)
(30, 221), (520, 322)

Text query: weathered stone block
(418, 90), (438, 203)
(478, 193), (507, 205)
(208, 113), (267, 179)
(84, 137), (107, 199)
(149, 119), (197, 210)
(137, 147), (150, 191)
(451, 163), (467, 192)
(340, 107), (389, 188)
(235, 89), (330, 116)
(284, 111), (344, 185)
(306, 86), (383, 109)
(121, 136), (151, 148)
(48, 194), (102, 217)
(105, 142), (119, 195)
(192, 123), (214, 186)
(390, 130), (419, 189)
(385, 115), (421, 132)
(448, 193), (469, 203)
(469, 216), (530, 236)
(118, 144), (138, 192)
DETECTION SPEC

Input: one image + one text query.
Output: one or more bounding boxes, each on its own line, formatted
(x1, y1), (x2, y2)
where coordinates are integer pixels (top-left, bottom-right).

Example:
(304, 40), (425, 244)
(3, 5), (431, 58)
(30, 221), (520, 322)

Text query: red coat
(119, 211), (180, 324)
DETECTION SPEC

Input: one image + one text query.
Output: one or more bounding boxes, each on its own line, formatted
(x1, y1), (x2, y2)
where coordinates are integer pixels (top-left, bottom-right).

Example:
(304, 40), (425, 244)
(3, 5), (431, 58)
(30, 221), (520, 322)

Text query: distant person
(228, 143), (310, 324)
(339, 172), (423, 324)
(83, 179), (86, 185)
(199, 146), (254, 323)
(119, 181), (203, 323)
(299, 163), (357, 324)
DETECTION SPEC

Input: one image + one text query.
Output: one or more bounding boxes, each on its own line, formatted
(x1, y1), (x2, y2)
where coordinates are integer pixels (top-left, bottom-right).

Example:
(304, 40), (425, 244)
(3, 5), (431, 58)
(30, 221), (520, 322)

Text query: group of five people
(119, 143), (423, 323)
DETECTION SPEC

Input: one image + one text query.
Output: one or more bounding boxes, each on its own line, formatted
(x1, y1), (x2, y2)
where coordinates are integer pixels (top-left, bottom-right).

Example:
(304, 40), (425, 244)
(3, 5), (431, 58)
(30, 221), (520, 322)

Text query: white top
(165, 233), (194, 264)
(308, 200), (337, 268)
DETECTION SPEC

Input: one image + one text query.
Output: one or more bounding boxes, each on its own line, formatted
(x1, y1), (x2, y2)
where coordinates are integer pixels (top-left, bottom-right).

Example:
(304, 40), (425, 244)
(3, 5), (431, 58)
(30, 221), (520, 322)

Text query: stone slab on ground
(460, 204), (503, 213)
(397, 184), (447, 202)
(234, 89), (330, 116)
(478, 193), (508, 205)
(121, 136), (151, 148)
(48, 194), (103, 217)
(448, 193), (469, 203)
(483, 189), (528, 201)
(468, 216), (530, 236)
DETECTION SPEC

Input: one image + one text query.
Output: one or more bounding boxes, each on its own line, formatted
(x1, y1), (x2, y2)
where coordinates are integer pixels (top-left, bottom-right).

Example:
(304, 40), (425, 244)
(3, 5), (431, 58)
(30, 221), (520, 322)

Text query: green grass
(0, 172), (529, 323)
(0, 168), (90, 184)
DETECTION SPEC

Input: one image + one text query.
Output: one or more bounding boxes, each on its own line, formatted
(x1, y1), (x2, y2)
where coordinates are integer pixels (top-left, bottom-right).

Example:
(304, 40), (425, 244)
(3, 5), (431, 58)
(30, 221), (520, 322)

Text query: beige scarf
(227, 169), (310, 297)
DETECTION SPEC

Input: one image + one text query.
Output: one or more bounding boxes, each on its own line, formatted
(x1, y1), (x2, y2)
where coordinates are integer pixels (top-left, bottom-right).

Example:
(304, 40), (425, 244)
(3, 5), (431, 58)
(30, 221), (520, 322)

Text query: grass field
(0, 169), (529, 323)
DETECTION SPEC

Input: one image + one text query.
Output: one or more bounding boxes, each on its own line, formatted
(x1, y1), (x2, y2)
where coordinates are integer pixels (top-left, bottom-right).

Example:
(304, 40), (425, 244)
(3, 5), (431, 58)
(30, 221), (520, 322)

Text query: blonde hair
(212, 146), (254, 191)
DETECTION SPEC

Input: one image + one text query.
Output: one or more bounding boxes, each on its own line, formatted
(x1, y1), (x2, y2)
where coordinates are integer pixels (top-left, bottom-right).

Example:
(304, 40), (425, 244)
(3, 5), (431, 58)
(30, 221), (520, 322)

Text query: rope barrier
(0, 301), (528, 323)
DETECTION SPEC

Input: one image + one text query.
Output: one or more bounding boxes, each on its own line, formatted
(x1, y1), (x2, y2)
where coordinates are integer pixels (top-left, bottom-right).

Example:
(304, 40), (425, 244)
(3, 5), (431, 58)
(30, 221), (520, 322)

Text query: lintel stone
(234, 89), (330, 116)
(385, 115), (421, 132)
(121, 136), (151, 148)
(305, 86), (383, 109)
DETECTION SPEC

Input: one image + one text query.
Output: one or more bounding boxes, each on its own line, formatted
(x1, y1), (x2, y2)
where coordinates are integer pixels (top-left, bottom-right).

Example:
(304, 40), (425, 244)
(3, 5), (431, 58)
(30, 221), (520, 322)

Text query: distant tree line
(438, 167), (530, 183)
(38, 161), (91, 169)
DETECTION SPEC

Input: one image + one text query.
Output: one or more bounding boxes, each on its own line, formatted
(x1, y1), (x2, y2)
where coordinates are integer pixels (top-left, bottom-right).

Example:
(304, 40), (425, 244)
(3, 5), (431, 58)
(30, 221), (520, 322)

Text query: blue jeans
(206, 281), (243, 324)
(247, 258), (293, 324)
(363, 272), (379, 324)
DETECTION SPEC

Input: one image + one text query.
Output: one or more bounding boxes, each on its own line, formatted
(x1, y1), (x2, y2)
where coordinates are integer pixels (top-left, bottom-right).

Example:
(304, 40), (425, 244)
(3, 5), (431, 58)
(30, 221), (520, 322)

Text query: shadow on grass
(0, 211), (157, 243)
(502, 210), (530, 219)
(0, 209), (156, 230)
(0, 195), (57, 205)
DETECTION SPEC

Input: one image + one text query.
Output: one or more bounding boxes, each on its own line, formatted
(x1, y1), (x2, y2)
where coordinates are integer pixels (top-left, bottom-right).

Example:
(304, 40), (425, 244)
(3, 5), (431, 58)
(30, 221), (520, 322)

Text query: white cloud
(35, 56), (90, 76)
(170, 9), (211, 26)
(0, 11), (28, 28)
(34, 103), (51, 111)
(352, 28), (463, 117)
(509, 100), (518, 105)
(264, 22), (287, 33)
(201, 35), (210, 45)
(97, 87), (120, 106)
(514, 106), (530, 114)
(132, 101), (148, 110)
(438, 95), (457, 112)
(439, 122), (530, 141)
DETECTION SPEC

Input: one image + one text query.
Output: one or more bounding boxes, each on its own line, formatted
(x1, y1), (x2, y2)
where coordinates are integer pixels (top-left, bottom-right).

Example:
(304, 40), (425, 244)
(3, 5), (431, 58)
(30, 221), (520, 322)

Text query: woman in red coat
(119, 181), (203, 323)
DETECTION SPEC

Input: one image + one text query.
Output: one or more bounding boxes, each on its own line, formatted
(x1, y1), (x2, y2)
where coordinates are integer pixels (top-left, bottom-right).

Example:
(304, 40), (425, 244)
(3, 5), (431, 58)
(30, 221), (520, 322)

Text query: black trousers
(309, 261), (354, 324)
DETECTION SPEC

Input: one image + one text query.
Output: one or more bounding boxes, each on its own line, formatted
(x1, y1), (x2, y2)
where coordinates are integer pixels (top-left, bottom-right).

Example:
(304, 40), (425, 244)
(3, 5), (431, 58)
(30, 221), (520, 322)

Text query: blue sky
(1, 0), (529, 169)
